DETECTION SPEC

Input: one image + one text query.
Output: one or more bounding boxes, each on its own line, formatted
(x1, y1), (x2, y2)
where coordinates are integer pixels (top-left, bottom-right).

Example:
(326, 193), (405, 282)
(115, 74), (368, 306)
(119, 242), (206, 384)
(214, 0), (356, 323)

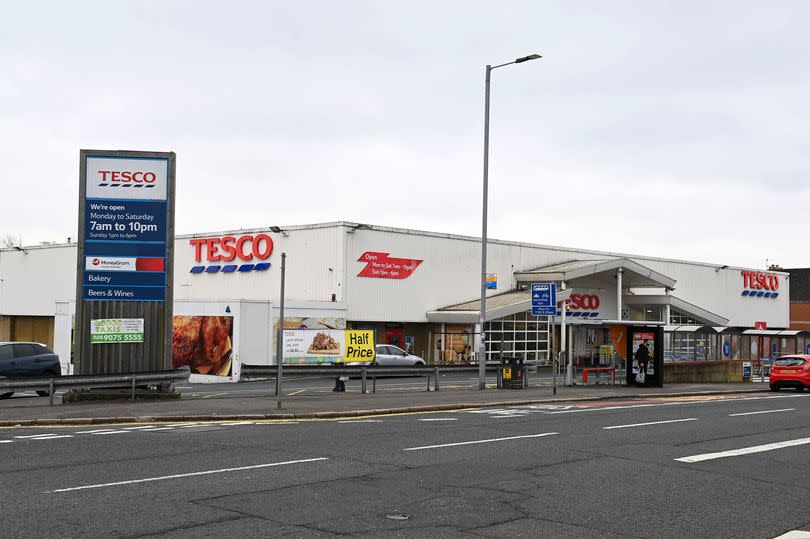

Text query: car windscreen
(773, 357), (806, 367)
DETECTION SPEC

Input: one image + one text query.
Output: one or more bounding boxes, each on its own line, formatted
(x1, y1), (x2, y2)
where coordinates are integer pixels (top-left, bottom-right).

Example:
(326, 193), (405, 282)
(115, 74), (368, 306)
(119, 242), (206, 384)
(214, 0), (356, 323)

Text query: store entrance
(385, 326), (404, 348)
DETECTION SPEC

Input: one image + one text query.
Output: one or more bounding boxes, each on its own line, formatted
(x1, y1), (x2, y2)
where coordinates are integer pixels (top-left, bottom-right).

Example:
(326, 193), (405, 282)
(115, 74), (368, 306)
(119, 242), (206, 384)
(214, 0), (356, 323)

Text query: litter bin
(499, 356), (525, 389)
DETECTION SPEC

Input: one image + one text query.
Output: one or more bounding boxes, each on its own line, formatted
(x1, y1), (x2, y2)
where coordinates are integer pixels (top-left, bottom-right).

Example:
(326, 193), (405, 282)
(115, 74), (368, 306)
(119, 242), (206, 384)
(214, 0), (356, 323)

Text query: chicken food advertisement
(283, 329), (375, 364)
(172, 315), (234, 376)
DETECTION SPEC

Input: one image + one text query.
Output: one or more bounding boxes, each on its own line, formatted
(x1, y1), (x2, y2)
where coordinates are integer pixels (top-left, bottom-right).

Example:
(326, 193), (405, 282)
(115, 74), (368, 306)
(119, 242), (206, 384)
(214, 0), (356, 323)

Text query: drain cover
(385, 513), (410, 521)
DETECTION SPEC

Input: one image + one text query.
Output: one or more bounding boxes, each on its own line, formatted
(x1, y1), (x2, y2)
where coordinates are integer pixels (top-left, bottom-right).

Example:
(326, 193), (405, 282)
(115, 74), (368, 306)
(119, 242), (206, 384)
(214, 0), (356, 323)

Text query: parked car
(769, 355), (810, 392)
(0, 342), (61, 399)
(371, 345), (426, 367)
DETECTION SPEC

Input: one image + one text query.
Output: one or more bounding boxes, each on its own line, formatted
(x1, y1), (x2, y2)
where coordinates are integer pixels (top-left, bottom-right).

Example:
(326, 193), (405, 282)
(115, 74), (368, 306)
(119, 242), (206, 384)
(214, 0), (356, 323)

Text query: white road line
(418, 418), (458, 422)
(15, 433), (62, 439)
(145, 427), (176, 431)
(47, 457), (329, 493)
(403, 432), (558, 451)
(676, 437), (810, 463)
(603, 418), (699, 430)
(729, 408), (796, 417)
(31, 435), (74, 440)
(491, 415), (527, 419)
(774, 531), (810, 538)
(93, 431), (130, 435)
(0, 440), (12, 443)
(122, 426), (159, 430)
(200, 392), (230, 399)
(218, 421), (254, 426)
(76, 429), (118, 435)
(288, 389), (306, 396)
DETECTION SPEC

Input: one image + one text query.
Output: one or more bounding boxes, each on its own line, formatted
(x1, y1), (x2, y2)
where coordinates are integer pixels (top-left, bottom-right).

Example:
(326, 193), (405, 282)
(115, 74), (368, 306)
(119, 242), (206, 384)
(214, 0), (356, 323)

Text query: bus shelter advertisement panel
(82, 157), (169, 302)
(284, 330), (375, 364)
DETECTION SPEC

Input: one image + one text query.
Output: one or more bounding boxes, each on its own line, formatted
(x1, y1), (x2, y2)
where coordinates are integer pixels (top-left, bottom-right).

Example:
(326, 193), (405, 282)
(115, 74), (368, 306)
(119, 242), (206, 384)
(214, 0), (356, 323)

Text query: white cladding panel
(0, 246), (77, 315)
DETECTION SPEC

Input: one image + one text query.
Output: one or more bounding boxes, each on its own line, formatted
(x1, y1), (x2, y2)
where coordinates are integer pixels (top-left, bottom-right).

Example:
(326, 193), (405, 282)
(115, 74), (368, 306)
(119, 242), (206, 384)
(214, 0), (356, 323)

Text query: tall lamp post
(479, 53), (541, 390)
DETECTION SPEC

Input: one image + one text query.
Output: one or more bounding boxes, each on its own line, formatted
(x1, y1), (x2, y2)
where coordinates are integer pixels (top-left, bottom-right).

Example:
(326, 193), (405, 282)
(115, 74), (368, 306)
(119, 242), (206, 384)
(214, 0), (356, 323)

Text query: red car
(769, 355), (810, 392)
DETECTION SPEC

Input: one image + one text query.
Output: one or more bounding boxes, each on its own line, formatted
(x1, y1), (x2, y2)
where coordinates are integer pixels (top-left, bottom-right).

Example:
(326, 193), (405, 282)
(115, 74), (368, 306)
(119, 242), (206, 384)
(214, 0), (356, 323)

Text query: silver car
(372, 345), (425, 367)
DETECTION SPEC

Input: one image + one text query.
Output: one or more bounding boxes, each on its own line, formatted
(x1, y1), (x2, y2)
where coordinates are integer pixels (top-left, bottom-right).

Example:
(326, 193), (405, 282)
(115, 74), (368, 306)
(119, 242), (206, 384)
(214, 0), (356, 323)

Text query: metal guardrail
(241, 364), (502, 394)
(0, 367), (191, 405)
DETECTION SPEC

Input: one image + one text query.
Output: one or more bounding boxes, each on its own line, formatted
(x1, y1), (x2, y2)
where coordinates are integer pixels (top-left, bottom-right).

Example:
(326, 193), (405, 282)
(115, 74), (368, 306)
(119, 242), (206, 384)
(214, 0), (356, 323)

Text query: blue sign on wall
(81, 157), (170, 302)
(531, 283), (557, 317)
(722, 340), (731, 358)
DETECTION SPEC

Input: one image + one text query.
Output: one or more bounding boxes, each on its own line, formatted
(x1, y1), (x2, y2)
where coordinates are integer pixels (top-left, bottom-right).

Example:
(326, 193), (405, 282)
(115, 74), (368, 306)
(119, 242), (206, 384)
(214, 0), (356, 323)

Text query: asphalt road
(2, 392), (810, 538)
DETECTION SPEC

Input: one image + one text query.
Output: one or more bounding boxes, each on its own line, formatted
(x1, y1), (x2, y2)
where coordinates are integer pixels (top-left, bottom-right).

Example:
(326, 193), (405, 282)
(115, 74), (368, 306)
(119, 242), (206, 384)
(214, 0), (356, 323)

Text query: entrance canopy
(426, 290), (530, 324)
(624, 295), (730, 326)
(514, 258), (677, 290)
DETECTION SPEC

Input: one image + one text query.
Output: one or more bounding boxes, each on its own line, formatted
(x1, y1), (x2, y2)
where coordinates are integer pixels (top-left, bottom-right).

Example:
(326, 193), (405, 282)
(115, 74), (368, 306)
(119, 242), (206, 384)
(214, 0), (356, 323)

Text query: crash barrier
(240, 364), (502, 394)
(0, 367), (191, 405)
(582, 367), (617, 385)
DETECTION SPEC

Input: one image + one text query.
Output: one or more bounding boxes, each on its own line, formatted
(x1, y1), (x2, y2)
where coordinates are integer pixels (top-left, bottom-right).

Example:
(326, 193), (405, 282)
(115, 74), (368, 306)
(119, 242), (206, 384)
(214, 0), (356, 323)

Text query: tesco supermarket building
(0, 222), (798, 382)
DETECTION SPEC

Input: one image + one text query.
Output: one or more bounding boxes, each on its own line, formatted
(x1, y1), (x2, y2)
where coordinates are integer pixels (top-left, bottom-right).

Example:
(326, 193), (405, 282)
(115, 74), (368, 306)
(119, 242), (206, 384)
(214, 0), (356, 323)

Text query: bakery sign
(740, 270), (780, 298)
(283, 329), (375, 364)
(189, 233), (273, 274)
(357, 251), (423, 279)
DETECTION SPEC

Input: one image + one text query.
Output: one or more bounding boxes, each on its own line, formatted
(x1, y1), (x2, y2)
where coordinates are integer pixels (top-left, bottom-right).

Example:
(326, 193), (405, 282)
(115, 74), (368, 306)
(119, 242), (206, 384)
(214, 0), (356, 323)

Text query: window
(33, 344), (51, 355)
(484, 313), (549, 362)
(12, 344), (37, 358)
(773, 357), (805, 367)
(0, 345), (12, 361)
(669, 309), (699, 325)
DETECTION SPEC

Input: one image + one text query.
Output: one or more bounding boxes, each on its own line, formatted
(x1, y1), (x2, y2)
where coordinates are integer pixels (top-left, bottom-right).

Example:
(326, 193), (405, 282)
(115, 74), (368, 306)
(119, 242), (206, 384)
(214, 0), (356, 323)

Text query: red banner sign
(357, 252), (423, 279)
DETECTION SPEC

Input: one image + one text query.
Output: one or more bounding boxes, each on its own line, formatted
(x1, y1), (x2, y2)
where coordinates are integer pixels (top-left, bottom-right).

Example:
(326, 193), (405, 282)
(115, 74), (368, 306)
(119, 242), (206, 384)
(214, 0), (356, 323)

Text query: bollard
(131, 376), (137, 401)
(523, 365), (528, 388)
(49, 379), (54, 406)
(434, 365), (440, 391)
(426, 373), (431, 392)
(361, 366), (367, 395)
(372, 376), (376, 394)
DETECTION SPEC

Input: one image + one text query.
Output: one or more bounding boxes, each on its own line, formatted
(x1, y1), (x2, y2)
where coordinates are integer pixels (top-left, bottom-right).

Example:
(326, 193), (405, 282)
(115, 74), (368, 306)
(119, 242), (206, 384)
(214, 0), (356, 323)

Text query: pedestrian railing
(0, 367), (191, 405)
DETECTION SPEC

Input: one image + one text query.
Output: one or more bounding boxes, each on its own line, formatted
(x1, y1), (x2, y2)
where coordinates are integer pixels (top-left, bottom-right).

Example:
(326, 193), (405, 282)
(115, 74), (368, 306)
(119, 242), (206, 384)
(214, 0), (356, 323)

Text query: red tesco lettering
(98, 170), (157, 183)
(190, 234), (274, 262)
(557, 294), (600, 310)
(741, 271), (779, 291)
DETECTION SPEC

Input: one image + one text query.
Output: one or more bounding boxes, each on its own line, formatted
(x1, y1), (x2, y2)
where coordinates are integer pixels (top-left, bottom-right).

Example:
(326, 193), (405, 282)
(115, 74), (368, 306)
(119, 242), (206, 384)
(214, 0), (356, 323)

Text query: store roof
(426, 290), (531, 323)
(513, 258), (677, 289)
(624, 294), (729, 326)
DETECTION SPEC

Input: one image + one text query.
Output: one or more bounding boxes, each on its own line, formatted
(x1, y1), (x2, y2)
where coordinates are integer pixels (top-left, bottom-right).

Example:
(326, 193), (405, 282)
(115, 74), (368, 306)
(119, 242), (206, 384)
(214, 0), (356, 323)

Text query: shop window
(484, 313), (549, 363)
(670, 309), (699, 325)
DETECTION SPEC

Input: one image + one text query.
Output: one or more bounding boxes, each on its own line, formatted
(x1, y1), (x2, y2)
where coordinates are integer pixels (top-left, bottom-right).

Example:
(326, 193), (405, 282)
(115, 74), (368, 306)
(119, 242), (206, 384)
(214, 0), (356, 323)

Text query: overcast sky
(1, 1), (808, 269)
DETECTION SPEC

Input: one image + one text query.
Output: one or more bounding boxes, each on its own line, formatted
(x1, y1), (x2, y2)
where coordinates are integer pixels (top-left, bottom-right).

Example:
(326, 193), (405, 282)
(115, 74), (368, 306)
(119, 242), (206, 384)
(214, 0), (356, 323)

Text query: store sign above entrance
(740, 271), (780, 298)
(189, 233), (273, 274)
(357, 252), (423, 279)
(556, 292), (602, 318)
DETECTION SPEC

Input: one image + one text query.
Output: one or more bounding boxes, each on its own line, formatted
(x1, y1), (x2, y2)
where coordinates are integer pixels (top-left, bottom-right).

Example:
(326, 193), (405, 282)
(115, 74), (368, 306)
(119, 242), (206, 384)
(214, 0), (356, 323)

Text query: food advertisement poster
(283, 330), (375, 364)
(172, 315), (234, 376)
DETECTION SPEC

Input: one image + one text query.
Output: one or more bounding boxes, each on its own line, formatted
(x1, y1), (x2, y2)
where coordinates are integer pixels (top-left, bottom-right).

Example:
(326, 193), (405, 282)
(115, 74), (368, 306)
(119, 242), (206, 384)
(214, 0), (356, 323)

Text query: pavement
(2, 390), (809, 537)
(0, 372), (774, 425)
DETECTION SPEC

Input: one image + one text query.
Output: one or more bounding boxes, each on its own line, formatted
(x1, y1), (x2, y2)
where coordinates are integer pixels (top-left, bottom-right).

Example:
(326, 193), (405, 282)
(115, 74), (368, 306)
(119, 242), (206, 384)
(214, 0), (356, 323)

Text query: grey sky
(1, 1), (808, 268)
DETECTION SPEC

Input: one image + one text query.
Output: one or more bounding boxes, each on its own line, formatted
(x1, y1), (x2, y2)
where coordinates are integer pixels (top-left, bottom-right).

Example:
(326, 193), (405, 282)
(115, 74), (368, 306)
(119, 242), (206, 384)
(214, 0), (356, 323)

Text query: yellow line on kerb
(0, 408), (477, 430)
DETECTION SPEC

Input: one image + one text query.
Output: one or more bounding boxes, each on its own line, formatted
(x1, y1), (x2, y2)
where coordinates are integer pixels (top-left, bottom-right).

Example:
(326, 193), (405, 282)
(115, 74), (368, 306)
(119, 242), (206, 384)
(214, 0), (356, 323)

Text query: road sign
(531, 283), (557, 316)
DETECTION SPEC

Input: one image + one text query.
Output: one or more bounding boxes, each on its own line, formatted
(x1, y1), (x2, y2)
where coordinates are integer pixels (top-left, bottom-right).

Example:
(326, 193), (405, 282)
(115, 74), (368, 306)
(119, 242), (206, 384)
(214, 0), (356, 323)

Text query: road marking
(93, 430), (130, 435)
(0, 440), (12, 443)
(200, 392), (229, 399)
(337, 420), (384, 423)
(122, 426), (159, 430)
(675, 437), (810, 463)
(603, 418), (699, 430)
(729, 408), (795, 417)
(175, 386), (193, 389)
(774, 531), (810, 538)
(15, 433), (62, 439)
(418, 418), (458, 422)
(47, 457), (330, 493)
(29, 435), (73, 440)
(288, 389), (306, 396)
(76, 429), (118, 434)
(403, 432), (558, 451)
(145, 427), (176, 431)
(218, 421), (254, 426)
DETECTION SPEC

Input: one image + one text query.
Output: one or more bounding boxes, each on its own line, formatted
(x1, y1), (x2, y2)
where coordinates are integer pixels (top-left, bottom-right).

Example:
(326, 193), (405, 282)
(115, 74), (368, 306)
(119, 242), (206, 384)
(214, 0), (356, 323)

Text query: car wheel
(796, 386), (805, 393)
(0, 392), (13, 399)
(770, 385), (780, 392)
(414, 361), (426, 367)
(36, 390), (51, 397)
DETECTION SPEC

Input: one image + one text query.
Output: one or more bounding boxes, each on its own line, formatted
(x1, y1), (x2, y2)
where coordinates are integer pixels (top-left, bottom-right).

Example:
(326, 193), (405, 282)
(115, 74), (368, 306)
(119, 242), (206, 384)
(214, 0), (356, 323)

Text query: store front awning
(514, 258), (677, 289)
(426, 290), (531, 324)
(624, 295), (730, 326)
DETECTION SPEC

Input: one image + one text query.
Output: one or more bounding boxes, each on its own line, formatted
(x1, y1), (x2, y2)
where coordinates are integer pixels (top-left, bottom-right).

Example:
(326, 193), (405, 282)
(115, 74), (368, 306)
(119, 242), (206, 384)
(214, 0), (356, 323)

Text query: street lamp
(478, 53), (542, 390)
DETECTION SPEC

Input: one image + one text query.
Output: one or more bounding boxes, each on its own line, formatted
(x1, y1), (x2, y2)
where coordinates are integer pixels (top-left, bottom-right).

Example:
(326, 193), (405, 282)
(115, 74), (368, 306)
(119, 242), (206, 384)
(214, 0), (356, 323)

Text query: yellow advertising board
(344, 330), (376, 362)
